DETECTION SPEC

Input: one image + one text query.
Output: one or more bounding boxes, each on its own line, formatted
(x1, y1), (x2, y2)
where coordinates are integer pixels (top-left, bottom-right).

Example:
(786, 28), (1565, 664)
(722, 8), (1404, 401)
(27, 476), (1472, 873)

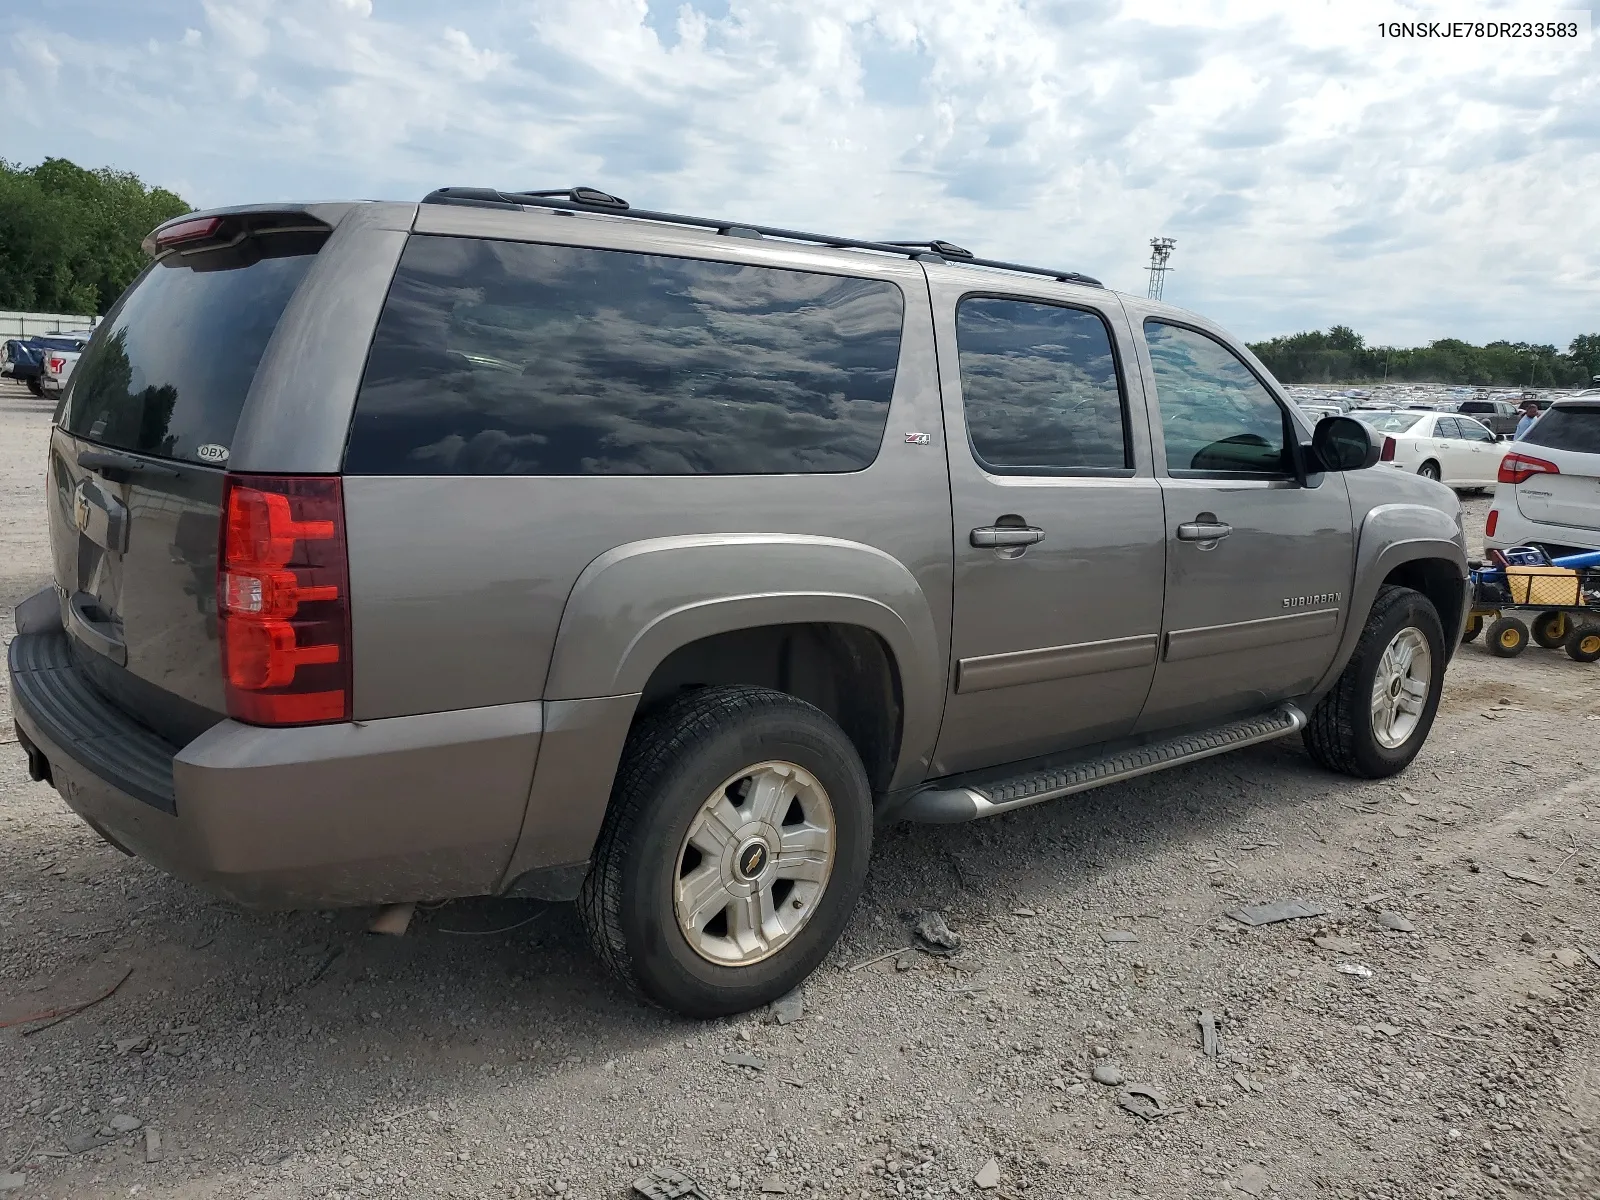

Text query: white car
(1352, 409), (1502, 491)
(1485, 397), (1600, 556)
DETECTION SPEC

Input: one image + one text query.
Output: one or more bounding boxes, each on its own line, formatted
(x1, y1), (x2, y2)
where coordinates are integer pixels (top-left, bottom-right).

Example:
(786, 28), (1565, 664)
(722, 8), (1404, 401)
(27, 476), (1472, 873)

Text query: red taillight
(156, 215), (223, 248)
(48, 356), (65, 373)
(1485, 509), (1499, 538)
(1380, 436), (1396, 462)
(217, 474), (351, 726)
(1498, 451), (1560, 485)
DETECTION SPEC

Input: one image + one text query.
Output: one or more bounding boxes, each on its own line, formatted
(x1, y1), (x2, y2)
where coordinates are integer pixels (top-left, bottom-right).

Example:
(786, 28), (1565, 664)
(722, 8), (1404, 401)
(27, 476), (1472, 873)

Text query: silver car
(10, 189), (1469, 1016)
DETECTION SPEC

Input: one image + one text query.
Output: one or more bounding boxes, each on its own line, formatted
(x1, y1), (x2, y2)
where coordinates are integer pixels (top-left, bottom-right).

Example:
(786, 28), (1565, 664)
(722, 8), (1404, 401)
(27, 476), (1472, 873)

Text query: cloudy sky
(5, 0), (1597, 347)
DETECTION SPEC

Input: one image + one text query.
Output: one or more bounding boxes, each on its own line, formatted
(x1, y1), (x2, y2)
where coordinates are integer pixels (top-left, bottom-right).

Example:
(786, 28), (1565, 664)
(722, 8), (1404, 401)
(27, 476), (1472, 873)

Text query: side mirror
(1311, 415), (1380, 471)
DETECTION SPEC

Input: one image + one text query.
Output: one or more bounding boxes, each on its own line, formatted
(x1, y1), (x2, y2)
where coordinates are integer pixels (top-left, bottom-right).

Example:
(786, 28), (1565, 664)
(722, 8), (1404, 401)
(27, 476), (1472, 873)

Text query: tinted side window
(1522, 405), (1600, 453)
(1144, 321), (1289, 476)
(345, 236), (904, 476)
(1460, 419), (1495, 442)
(954, 298), (1128, 473)
(1434, 417), (1461, 438)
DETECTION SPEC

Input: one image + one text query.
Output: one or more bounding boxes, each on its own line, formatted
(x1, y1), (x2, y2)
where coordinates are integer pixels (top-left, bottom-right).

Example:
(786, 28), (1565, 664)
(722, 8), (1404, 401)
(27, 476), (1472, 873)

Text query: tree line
(1249, 325), (1600, 389)
(0, 158), (190, 317)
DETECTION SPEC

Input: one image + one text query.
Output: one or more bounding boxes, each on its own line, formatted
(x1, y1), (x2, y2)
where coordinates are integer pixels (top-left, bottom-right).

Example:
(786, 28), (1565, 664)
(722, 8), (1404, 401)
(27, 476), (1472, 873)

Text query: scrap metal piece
(632, 1167), (711, 1200)
(1224, 899), (1329, 927)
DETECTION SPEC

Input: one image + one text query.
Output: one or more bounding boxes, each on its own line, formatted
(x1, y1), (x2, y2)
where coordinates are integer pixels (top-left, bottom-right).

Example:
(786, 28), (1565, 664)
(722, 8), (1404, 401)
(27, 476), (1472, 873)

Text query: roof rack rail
(419, 186), (1103, 288)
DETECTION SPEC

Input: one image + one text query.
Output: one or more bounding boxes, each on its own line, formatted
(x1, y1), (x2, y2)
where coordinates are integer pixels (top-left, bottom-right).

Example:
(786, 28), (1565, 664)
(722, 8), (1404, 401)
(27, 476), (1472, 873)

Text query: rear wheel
(1531, 611), (1569, 649)
(579, 685), (873, 1018)
(1304, 585), (1445, 779)
(1487, 616), (1529, 657)
(26, 377), (43, 397)
(1567, 624), (1600, 663)
(1417, 461), (1441, 482)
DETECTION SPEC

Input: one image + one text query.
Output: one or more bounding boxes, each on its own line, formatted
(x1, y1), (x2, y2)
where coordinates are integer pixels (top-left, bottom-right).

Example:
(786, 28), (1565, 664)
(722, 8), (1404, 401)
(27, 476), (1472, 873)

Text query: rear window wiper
(77, 449), (182, 479)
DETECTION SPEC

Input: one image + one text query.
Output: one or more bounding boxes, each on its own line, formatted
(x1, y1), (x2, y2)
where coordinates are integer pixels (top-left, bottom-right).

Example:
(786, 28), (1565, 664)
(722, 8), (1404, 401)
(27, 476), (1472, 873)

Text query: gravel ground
(1, 377), (1596, 1200)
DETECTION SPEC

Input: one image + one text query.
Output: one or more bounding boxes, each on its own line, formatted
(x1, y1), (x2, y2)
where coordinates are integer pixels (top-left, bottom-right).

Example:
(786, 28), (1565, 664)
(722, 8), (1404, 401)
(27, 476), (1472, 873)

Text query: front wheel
(579, 685), (873, 1018)
(1304, 585), (1445, 778)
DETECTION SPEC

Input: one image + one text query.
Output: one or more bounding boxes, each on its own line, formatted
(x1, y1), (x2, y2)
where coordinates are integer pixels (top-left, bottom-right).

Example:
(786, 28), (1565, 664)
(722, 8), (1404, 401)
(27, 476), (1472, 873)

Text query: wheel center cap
(1390, 677), (1403, 697)
(736, 839), (770, 880)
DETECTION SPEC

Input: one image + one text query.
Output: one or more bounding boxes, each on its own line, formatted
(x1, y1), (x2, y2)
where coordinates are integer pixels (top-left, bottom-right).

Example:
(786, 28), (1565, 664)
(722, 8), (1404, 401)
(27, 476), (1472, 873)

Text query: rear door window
(344, 236), (905, 476)
(954, 297), (1129, 474)
(1434, 417), (1461, 438)
(63, 237), (322, 465)
(1522, 405), (1600, 454)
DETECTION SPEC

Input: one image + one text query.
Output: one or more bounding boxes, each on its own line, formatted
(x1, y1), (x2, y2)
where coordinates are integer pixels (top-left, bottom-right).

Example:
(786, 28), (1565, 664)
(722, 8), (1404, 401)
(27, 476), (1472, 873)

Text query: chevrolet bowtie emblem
(74, 487), (91, 533)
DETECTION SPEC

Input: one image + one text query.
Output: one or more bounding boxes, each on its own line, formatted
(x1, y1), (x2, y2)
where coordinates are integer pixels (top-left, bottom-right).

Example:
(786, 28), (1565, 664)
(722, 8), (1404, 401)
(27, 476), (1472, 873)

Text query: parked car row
(1348, 400), (1600, 556)
(1, 331), (92, 397)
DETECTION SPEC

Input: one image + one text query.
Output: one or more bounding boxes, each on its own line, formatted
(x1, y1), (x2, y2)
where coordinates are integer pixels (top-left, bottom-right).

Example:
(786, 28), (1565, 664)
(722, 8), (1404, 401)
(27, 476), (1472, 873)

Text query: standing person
(1514, 400), (1541, 440)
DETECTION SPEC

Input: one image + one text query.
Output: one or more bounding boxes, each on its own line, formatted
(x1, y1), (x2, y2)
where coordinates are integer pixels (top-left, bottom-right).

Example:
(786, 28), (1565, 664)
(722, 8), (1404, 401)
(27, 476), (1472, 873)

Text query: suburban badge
(1283, 592), (1341, 608)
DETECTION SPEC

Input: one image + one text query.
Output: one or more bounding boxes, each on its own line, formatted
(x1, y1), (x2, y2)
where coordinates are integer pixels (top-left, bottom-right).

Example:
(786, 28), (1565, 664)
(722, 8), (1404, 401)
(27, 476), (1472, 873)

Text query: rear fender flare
(544, 533), (944, 789)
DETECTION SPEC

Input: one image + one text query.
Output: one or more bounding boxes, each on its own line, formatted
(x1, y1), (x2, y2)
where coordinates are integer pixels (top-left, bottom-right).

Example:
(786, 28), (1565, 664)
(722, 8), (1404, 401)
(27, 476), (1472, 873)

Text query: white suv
(1486, 397), (1600, 556)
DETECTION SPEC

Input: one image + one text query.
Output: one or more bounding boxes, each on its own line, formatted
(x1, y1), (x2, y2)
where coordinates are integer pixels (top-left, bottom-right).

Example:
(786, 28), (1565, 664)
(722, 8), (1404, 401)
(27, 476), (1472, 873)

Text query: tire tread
(577, 685), (847, 1003)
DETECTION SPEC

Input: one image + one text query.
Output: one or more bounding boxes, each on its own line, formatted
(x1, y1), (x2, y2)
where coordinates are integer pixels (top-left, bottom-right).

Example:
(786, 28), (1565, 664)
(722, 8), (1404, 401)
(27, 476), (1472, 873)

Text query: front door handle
(1177, 519), (1233, 542)
(971, 525), (1046, 548)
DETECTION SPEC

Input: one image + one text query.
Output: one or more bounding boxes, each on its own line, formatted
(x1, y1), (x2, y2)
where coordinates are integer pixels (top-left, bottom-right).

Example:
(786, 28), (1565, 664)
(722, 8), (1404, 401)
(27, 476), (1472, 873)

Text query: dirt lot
(1, 377), (1596, 1200)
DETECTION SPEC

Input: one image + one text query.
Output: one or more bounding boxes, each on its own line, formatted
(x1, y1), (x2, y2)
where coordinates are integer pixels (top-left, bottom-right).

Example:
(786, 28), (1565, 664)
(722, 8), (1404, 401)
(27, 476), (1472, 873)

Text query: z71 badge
(1283, 592), (1340, 608)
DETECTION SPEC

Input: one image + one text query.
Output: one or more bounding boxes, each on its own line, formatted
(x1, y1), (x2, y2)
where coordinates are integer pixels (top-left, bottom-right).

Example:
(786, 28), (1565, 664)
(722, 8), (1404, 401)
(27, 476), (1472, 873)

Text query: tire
(1531, 610), (1569, 649)
(1461, 613), (1484, 644)
(1567, 624), (1600, 663)
(26, 377), (43, 397)
(579, 685), (873, 1018)
(1487, 616), (1529, 657)
(1304, 584), (1446, 779)
(1417, 461), (1441, 481)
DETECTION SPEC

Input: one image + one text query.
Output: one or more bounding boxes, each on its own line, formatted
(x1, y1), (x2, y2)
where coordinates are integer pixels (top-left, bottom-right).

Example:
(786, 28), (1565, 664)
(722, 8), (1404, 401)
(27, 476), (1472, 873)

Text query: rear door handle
(971, 525), (1046, 548)
(1177, 520), (1233, 542)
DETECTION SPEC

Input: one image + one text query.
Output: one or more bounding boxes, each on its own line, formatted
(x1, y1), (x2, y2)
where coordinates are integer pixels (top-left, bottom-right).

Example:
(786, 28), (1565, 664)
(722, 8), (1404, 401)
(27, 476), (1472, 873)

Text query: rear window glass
(63, 237), (320, 465)
(1353, 411), (1424, 433)
(344, 235), (904, 476)
(954, 297), (1129, 473)
(1522, 406), (1600, 454)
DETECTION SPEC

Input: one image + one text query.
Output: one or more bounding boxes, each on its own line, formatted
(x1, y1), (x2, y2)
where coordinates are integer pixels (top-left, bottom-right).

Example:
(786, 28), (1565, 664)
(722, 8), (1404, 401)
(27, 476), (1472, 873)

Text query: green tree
(0, 158), (190, 315)
(1249, 327), (1600, 387)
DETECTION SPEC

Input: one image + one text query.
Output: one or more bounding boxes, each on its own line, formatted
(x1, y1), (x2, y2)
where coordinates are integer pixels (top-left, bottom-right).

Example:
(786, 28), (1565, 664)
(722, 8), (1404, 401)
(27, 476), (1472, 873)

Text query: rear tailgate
(46, 216), (330, 745)
(1515, 403), (1600, 530)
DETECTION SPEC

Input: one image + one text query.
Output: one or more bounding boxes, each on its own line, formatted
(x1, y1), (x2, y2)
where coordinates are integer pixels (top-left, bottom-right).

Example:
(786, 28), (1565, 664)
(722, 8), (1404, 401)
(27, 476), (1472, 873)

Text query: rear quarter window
(344, 235), (906, 476)
(1522, 406), (1600, 454)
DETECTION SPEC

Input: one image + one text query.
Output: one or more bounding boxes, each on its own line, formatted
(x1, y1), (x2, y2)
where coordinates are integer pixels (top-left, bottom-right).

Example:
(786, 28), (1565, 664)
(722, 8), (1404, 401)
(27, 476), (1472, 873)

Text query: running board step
(899, 704), (1307, 824)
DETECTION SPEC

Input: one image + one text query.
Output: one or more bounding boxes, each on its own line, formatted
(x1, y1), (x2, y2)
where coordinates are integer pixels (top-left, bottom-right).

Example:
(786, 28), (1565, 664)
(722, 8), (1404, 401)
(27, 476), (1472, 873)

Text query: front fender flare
(544, 533), (945, 788)
(1311, 503), (1468, 698)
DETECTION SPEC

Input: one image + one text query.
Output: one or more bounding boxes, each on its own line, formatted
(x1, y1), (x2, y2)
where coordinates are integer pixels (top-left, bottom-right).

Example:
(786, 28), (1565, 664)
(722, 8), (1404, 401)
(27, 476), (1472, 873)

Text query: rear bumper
(10, 624), (549, 908)
(1484, 504), (1600, 556)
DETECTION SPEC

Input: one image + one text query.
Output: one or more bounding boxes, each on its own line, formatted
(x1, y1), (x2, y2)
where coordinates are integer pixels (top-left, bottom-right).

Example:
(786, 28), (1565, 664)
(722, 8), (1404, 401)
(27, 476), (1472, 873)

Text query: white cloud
(2, 0), (1597, 347)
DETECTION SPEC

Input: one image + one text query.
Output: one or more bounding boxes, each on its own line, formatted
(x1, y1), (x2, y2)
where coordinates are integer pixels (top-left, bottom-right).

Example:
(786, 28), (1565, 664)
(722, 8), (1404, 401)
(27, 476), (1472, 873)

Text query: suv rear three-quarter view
(10, 190), (1469, 1018)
